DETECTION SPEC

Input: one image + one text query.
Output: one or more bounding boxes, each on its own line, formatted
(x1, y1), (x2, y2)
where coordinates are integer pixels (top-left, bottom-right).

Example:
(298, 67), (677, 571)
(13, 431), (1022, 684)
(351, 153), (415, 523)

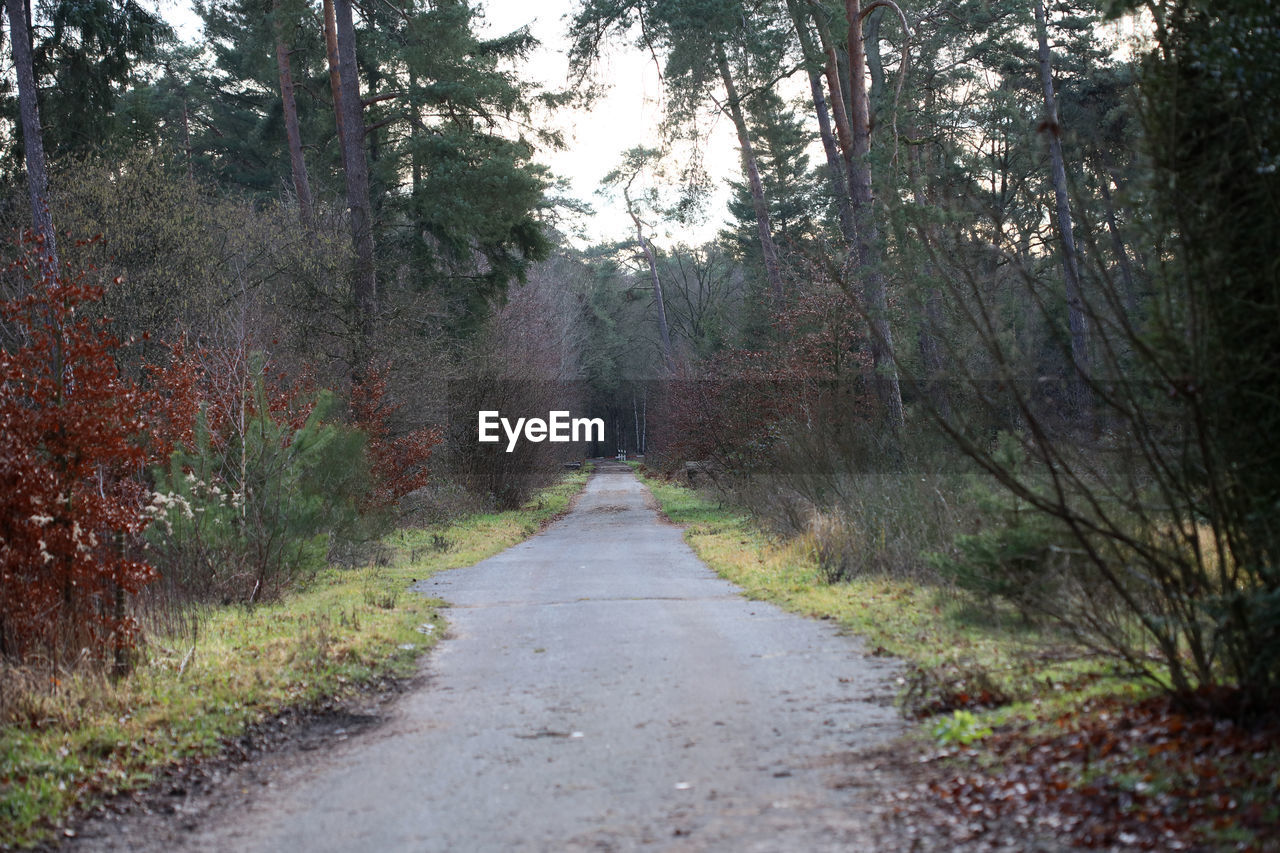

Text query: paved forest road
(88, 462), (906, 851)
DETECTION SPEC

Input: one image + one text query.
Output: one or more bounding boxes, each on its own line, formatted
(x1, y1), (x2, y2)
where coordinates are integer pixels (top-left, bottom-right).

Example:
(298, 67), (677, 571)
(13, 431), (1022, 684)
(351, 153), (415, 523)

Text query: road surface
(80, 461), (904, 851)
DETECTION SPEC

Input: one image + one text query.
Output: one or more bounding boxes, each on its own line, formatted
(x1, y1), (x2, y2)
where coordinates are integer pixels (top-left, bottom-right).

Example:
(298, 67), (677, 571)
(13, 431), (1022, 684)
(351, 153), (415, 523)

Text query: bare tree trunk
(181, 98), (196, 185)
(809, 73), (856, 240)
(787, 0), (854, 241)
(714, 40), (785, 306)
(807, 9), (856, 178)
(844, 0), (904, 428)
(1034, 0), (1091, 408)
(864, 7), (885, 97)
(640, 388), (646, 455)
(907, 142), (952, 421)
(409, 66), (421, 199)
(844, 0), (873, 207)
(111, 533), (128, 679)
(5, 0), (58, 282)
(633, 391), (640, 456)
(323, 0), (347, 171)
(919, 288), (950, 415)
(274, 5), (314, 225)
(626, 200), (676, 373)
(1096, 163), (1138, 317)
(333, 0), (377, 346)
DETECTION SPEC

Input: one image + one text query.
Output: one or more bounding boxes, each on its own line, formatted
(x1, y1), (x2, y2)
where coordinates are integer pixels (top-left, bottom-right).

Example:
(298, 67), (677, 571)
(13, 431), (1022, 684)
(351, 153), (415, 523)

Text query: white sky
(159, 0), (738, 247)
(478, 0), (736, 246)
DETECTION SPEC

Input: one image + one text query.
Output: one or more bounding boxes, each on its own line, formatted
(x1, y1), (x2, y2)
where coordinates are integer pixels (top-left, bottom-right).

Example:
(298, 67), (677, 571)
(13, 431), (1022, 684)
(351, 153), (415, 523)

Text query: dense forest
(1, 0), (1278, 840)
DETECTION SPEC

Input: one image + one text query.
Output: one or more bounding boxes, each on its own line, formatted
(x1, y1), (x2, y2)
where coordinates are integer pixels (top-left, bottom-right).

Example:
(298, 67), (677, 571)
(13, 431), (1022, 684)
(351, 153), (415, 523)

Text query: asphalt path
(102, 461), (905, 851)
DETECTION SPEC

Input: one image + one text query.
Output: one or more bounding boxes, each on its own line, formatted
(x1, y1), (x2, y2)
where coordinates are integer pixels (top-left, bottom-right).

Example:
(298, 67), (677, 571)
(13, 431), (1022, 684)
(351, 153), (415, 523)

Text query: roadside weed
(931, 710), (993, 746)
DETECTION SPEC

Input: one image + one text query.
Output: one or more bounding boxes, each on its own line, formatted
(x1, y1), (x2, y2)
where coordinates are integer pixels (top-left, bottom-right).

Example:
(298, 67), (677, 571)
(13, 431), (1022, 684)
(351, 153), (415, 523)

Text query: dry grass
(729, 463), (972, 583)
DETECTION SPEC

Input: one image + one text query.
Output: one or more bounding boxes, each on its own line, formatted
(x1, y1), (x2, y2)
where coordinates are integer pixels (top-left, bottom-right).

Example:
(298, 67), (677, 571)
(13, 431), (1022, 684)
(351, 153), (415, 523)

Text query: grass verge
(634, 465), (1133, 720)
(635, 466), (1279, 849)
(0, 466), (590, 849)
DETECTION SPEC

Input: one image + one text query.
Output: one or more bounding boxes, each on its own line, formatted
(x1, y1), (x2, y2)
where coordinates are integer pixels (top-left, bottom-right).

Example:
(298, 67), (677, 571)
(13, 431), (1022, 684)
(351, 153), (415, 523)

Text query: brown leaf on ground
(887, 691), (1280, 851)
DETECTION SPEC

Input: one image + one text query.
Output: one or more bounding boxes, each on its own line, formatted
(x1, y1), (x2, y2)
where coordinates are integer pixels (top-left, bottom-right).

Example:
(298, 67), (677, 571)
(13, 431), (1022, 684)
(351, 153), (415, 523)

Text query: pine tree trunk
(714, 40), (785, 306)
(786, 0), (854, 241)
(323, 0), (347, 170)
(864, 7), (885, 96)
(274, 6), (314, 225)
(5, 0), (58, 282)
(808, 70), (856, 241)
(333, 0), (377, 346)
(1034, 0), (1091, 406)
(808, 8), (854, 173)
(844, 0), (904, 428)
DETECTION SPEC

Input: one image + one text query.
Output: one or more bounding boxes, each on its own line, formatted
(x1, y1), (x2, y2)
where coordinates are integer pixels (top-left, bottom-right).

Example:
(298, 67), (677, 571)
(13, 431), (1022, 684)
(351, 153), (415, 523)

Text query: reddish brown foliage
(140, 336), (201, 458)
(0, 237), (160, 663)
(900, 694), (1280, 850)
(183, 345), (316, 450)
(350, 364), (441, 511)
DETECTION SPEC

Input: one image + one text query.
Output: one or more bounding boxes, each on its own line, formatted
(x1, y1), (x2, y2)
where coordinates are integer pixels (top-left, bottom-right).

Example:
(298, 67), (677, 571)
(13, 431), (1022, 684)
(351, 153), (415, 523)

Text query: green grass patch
(638, 470), (1280, 848)
(0, 467), (590, 848)
(635, 468), (1143, 723)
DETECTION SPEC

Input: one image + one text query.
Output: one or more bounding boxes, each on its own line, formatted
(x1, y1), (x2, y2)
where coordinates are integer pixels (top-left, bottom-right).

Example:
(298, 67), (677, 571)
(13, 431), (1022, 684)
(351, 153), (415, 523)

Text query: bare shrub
(442, 255), (588, 508)
(399, 480), (494, 527)
(896, 0), (1280, 711)
(721, 422), (972, 584)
